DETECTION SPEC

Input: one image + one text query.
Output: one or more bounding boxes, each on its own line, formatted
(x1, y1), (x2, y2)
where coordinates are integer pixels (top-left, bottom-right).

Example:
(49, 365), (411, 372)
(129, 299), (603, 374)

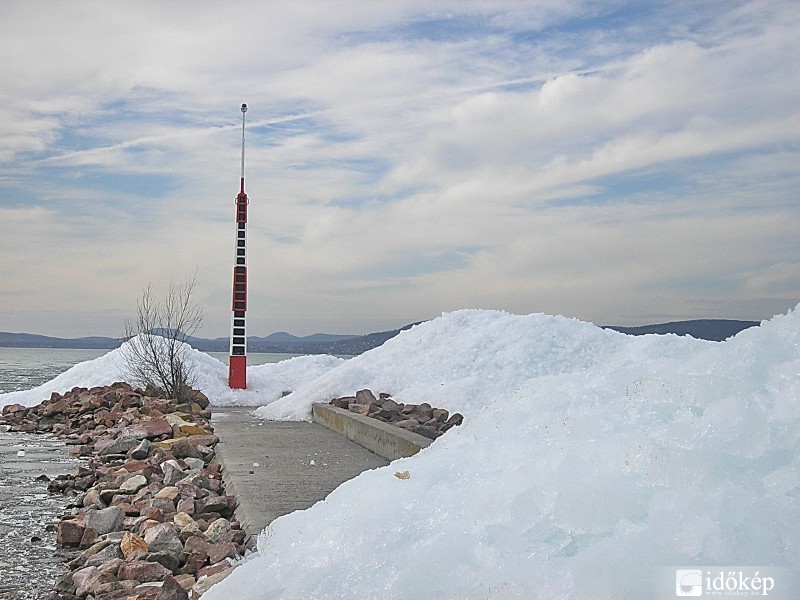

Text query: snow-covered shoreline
(3, 307), (799, 598)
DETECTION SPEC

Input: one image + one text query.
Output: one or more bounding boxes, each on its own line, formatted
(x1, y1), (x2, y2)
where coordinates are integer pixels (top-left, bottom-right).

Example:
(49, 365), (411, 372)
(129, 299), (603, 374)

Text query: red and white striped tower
(229, 103), (249, 389)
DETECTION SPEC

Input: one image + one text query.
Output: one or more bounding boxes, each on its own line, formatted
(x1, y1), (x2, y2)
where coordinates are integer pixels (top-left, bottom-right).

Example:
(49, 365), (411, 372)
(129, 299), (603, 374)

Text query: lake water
(0, 430), (78, 600)
(0, 347), (299, 394)
(0, 347), (297, 599)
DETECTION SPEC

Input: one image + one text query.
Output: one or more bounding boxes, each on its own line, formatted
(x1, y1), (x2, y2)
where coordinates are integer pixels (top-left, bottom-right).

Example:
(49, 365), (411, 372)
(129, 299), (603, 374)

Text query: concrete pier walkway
(210, 407), (388, 545)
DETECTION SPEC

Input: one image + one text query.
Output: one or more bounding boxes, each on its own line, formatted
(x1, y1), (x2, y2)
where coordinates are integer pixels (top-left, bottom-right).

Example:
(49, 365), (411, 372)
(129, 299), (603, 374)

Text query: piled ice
(212, 307), (800, 599)
(3, 307), (798, 598)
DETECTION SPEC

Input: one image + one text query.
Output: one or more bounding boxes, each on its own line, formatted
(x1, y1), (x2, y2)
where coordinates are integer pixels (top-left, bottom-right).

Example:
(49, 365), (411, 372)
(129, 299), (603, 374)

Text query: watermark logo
(666, 567), (791, 598)
(675, 569), (703, 596)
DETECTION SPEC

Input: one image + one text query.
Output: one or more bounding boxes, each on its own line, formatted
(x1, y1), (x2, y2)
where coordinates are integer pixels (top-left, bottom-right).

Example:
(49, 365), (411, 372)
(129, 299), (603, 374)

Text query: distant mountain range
(0, 325), (418, 356)
(0, 319), (760, 354)
(0, 332), (125, 350)
(602, 319), (760, 342)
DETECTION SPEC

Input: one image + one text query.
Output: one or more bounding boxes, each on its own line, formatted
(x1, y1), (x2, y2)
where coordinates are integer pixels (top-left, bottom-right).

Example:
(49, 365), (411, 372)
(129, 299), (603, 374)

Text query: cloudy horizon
(1, 0), (798, 338)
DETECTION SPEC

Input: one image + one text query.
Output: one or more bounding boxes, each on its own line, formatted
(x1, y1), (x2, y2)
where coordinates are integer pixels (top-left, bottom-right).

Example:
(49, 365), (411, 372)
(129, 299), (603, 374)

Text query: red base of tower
(229, 355), (247, 389)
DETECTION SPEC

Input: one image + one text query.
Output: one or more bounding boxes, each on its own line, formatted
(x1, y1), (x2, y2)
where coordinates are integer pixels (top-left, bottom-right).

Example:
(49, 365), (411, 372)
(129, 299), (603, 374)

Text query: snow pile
(207, 353), (344, 407)
(3, 308), (799, 598)
(205, 307), (800, 599)
(255, 310), (634, 420)
(0, 338), (343, 409)
(0, 349), (128, 407)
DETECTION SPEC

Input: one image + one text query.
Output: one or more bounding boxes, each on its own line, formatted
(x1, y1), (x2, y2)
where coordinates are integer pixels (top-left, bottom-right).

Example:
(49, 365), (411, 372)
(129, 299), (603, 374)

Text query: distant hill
(296, 323), (421, 355)
(604, 319), (760, 341)
(0, 332), (123, 349)
(0, 318), (760, 354)
(0, 329), (391, 355)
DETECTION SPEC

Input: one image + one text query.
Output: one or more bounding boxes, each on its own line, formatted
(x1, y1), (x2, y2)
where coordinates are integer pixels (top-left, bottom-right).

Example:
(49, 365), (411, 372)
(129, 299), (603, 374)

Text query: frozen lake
(0, 428), (78, 599)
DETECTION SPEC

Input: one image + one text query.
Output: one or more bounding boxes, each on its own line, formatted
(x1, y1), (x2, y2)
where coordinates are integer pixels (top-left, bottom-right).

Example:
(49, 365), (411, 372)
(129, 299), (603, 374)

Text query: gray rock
(120, 474), (148, 493)
(147, 549), (182, 573)
(203, 518), (230, 543)
(155, 485), (181, 502)
(72, 565), (100, 597)
(183, 457), (205, 470)
(417, 408), (434, 422)
(129, 438), (152, 459)
(195, 494), (229, 515)
(412, 425), (440, 440)
(69, 539), (112, 569)
(432, 408), (449, 422)
(84, 541), (123, 567)
(118, 559), (171, 582)
(394, 418), (420, 430)
(99, 487), (122, 505)
(161, 461), (185, 486)
(82, 488), (106, 509)
(143, 522), (184, 558)
(85, 505), (125, 535)
(171, 438), (203, 459)
(444, 412), (464, 429)
(97, 435), (140, 456)
(156, 574), (190, 600)
(381, 398), (400, 411)
(176, 496), (195, 515)
(377, 398), (401, 419)
(175, 470), (205, 487)
(355, 389), (377, 404)
(98, 557), (124, 575)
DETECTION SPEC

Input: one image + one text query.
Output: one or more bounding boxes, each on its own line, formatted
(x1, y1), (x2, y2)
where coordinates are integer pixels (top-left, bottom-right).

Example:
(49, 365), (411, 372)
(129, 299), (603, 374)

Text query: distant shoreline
(0, 319), (760, 353)
(0, 325), (411, 356)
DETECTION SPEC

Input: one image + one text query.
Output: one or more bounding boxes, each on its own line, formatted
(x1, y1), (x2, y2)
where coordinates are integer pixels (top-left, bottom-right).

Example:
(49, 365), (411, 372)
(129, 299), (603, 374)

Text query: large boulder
(143, 522), (184, 559)
(57, 519), (85, 547)
(84, 505), (125, 535)
(96, 435), (140, 456)
(118, 559), (172, 583)
(122, 418), (173, 440)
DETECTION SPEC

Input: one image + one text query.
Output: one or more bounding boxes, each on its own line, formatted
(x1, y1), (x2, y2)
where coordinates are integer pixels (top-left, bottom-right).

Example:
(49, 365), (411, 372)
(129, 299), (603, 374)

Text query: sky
(1, 0), (798, 338)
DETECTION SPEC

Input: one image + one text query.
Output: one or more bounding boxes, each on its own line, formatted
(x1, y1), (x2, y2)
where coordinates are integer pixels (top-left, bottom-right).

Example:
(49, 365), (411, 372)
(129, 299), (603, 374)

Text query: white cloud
(0, 0), (798, 337)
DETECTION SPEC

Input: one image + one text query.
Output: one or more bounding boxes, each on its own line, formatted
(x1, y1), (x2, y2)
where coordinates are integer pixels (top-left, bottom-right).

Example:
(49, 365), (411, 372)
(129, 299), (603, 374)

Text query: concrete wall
(311, 403), (431, 461)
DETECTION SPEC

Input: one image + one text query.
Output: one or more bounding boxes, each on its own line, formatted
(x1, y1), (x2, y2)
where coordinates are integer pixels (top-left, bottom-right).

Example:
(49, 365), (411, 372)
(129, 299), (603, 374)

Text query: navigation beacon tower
(229, 103), (249, 389)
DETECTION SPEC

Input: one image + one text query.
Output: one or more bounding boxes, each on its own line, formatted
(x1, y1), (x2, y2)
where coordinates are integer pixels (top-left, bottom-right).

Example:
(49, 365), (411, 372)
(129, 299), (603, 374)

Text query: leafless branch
(121, 275), (204, 400)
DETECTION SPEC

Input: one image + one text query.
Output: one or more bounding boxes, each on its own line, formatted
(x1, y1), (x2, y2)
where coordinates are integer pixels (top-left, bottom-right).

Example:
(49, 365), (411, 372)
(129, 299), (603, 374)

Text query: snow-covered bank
(3, 307), (799, 598)
(223, 307), (800, 599)
(255, 310), (666, 420)
(0, 347), (343, 409)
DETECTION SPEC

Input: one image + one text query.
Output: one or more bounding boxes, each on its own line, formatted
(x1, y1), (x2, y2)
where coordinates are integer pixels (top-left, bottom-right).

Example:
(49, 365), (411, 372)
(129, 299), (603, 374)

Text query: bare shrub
(122, 276), (204, 401)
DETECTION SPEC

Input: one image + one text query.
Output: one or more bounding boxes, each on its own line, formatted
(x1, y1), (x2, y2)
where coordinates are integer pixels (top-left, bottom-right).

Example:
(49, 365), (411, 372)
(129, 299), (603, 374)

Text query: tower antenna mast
(240, 103), (247, 191)
(229, 103), (249, 389)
